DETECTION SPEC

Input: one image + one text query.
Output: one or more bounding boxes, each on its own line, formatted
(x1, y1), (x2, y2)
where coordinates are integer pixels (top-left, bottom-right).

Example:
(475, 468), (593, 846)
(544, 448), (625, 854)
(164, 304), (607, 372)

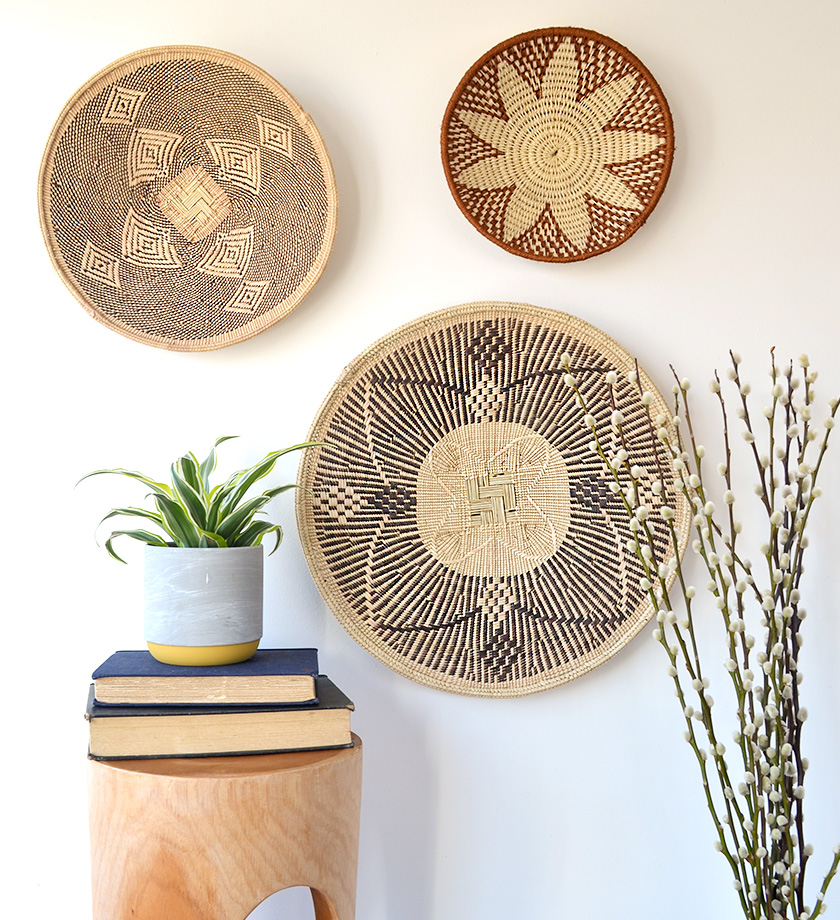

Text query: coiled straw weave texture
(442, 28), (674, 262)
(39, 46), (337, 351)
(297, 303), (688, 696)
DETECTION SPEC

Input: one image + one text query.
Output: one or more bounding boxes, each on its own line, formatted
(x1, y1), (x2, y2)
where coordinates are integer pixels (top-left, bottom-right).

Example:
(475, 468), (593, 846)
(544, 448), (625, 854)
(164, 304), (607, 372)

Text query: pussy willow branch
(561, 352), (840, 920)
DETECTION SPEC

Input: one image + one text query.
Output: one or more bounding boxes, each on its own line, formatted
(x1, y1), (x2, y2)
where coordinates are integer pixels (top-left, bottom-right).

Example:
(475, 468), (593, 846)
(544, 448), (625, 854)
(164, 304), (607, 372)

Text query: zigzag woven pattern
(297, 303), (689, 696)
(39, 46), (337, 351)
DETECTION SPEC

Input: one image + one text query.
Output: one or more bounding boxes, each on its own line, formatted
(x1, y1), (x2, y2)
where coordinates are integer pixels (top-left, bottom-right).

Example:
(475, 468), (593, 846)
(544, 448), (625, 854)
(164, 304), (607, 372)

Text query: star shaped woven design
(442, 28), (674, 262)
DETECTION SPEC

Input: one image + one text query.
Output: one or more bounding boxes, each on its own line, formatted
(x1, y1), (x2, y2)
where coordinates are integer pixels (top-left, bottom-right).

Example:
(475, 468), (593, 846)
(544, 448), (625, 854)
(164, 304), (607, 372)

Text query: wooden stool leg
(89, 740), (362, 920)
(311, 887), (340, 920)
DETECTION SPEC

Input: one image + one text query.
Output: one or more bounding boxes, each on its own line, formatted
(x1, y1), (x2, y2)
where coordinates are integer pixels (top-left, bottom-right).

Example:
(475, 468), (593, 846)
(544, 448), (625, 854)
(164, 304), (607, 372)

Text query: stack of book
(85, 648), (354, 760)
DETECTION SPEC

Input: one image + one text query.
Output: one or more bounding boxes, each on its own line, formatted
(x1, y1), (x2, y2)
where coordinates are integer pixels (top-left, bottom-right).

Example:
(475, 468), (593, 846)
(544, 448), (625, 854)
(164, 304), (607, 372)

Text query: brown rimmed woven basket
(441, 28), (674, 262)
(297, 302), (689, 697)
(38, 46), (337, 351)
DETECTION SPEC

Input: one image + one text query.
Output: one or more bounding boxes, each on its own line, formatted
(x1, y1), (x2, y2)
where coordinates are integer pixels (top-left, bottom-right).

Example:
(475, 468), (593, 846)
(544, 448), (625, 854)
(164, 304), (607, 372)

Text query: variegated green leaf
(104, 529), (169, 563)
(234, 521), (283, 554)
(177, 454), (203, 496)
(215, 495), (272, 541)
(155, 493), (202, 546)
(220, 442), (323, 513)
(95, 507), (166, 544)
(77, 468), (173, 498)
(260, 483), (301, 500)
(171, 464), (207, 530)
(198, 528), (228, 548)
(97, 506), (165, 527)
(199, 436), (238, 491)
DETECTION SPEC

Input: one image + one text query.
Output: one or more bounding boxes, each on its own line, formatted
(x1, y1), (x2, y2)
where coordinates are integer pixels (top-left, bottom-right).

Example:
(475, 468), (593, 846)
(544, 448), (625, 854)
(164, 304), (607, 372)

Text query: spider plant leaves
(176, 454), (203, 496)
(261, 483), (301, 500)
(198, 530), (228, 548)
(198, 436), (238, 491)
(76, 468), (173, 498)
(234, 521), (284, 554)
(154, 493), (203, 547)
(96, 506), (167, 539)
(219, 442), (324, 514)
(214, 494), (273, 543)
(170, 464), (207, 531)
(79, 438), (322, 560)
(97, 505), (165, 524)
(104, 529), (169, 563)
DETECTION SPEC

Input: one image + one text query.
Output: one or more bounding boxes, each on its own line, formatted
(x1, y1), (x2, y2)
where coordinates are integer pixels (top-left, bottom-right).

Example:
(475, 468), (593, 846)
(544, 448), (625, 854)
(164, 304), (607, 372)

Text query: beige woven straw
(39, 46), (337, 351)
(297, 303), (689, 697)
(442, 28), (674, 262)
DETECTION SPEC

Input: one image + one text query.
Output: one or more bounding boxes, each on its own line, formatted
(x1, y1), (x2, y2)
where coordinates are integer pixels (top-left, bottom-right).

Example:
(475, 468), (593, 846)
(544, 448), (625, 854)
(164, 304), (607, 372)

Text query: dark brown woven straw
(39, 46), (337, 351)
(442, 28), (674, 262)
(297, 303), (689, 697)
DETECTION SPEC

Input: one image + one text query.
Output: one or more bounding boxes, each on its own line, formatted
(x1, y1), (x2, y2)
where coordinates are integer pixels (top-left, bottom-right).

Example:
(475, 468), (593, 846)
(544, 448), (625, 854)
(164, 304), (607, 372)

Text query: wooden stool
(88, 735), (362, 920)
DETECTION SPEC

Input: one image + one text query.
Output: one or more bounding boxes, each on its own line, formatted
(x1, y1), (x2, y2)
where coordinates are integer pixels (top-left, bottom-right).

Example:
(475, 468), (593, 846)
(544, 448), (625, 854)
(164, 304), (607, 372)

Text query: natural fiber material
(297, 303), (689, 697)
(442, 28), (674, 262)
(39, 46), (337, 351)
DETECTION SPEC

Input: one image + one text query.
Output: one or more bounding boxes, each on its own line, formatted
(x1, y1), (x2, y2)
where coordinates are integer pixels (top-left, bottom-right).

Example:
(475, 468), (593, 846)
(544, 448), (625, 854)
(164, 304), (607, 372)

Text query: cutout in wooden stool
(247, 886), (315, 919)
(88, 737), (362, 920)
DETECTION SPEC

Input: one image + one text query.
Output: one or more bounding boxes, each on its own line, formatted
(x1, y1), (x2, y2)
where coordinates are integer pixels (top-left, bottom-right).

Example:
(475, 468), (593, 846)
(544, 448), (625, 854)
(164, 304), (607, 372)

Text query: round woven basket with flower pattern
(297, 302), (689, 697)
(441, 28), (674, 262)
(39, 46), (337, 351)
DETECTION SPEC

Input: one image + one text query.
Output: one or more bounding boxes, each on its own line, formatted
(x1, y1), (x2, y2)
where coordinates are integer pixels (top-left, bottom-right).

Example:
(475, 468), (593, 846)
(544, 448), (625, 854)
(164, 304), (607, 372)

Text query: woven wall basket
(441, 28), (674, 262)
(38, 46), (337, 351)
(297, 303), (689, 697)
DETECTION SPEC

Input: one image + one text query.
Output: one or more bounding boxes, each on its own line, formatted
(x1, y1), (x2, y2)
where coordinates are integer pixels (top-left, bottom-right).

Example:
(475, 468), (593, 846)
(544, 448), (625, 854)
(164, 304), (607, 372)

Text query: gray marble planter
(143, 545), (263, 661)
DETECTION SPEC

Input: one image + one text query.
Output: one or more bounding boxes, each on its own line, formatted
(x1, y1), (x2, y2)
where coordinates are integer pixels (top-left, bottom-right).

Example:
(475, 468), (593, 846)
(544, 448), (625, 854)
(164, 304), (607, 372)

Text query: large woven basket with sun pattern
(442, 28), (674, 262)
(297, 303), (689, 696)
(38, 46), (337, 351)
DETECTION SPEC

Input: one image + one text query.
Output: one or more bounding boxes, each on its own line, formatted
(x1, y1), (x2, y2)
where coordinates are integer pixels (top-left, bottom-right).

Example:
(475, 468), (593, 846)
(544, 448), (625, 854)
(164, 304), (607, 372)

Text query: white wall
(3, 1), (839, 918)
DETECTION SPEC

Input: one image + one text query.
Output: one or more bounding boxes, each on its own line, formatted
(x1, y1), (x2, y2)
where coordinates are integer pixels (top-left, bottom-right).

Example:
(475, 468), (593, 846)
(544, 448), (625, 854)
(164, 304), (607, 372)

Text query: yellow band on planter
(147, 641), (260, 667)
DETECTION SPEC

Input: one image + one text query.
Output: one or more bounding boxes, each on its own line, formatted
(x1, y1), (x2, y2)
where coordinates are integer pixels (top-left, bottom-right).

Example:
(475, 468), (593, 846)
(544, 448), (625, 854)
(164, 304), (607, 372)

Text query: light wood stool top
(88, 735), (362, 920)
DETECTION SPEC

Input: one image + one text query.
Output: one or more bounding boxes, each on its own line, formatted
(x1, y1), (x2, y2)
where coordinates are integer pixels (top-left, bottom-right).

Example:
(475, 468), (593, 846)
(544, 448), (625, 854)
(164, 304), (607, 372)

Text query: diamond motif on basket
(127, 129), (182, 186)
(80, 242), (121, 288)
(100, 86), (148, 126)
(258, 115), (293, 159)
(197, 227), (254, 278)
(224, 280), (271, 313)
(156, 164), (233, 243)
(206, 139), (261, 194)
(315, 482), (365, 525)
(121, 208), (183, 267)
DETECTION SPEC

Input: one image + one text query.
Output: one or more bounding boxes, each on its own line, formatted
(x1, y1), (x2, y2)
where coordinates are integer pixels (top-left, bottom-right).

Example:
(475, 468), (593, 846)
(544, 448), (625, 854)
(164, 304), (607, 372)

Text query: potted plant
(78, 436), (320, 666)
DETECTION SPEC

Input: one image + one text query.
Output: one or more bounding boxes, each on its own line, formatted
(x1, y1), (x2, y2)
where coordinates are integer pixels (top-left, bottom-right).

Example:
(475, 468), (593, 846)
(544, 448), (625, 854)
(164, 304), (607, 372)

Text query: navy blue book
(85, 675), (353, 760)
(92, 649), (319, 706)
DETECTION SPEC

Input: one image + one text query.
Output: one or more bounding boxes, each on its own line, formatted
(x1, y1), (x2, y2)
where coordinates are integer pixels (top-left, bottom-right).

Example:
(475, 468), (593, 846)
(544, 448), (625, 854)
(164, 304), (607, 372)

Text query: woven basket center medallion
(417, 422), (570, 577)
(157, 164), (233, 242)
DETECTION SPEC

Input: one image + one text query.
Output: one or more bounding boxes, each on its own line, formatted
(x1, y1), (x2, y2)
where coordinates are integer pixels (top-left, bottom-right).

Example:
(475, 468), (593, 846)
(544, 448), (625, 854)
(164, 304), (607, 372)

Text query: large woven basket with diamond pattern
(38, 46), (337, 351)
(297, 302), (689, 696)
(441, 28), (674, 262)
